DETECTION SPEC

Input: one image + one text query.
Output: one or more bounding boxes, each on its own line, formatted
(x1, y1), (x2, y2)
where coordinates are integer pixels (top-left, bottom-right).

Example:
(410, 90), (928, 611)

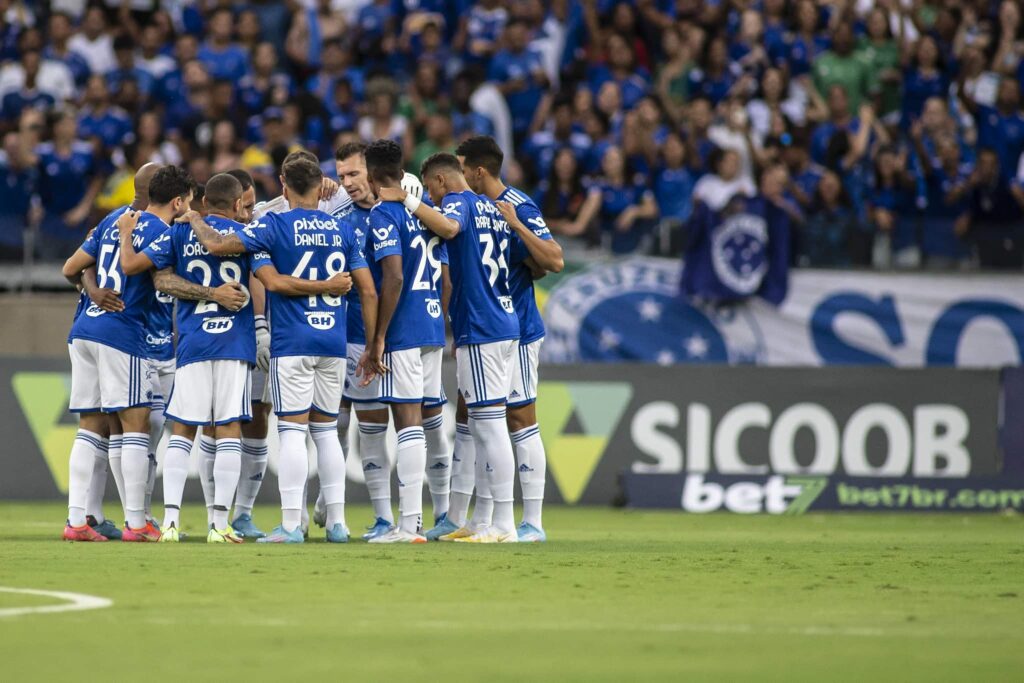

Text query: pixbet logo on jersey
(292, 216), (339, 231)
(305, 311), (336, 330)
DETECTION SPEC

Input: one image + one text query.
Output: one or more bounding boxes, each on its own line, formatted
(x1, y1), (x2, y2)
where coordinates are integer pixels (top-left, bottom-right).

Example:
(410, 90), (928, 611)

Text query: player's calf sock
(146, 401), (166, 519)
(467, 439), (493, 530)
(337, 410), (351, 459)
(423, 414), (450, 519)
(310, 421), (347, 529)
(199, 435), (217, 526)
(277, 422), (309, 532)
(469, 406), (515, 534)
(86, 436), (109, 523)
(448, 423), (475, 527)
(358, 422), (393, 523)
(512, 425), (546, 529)
(396, 426), (426, 535)
(68, 429), (104, 527)
(161, 435), (192, 529)
(213, 438), (242, 529)
(235, 437), (268, 519)
(108, 434), (126, 521)
(120, 432), (150, 529)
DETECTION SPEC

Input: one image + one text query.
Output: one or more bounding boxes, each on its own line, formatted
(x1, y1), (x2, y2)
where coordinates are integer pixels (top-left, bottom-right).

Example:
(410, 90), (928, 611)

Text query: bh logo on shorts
(305, 311), (336, 330)
(202, 317), (234, 334)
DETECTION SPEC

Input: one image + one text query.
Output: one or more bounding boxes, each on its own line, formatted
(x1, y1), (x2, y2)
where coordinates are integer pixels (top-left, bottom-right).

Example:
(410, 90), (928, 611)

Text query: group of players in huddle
(60, 134), (563, 544)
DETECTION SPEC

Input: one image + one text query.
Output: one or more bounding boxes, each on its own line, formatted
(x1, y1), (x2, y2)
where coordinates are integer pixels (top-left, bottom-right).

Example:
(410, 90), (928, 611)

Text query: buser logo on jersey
(305, 310), (336, 330)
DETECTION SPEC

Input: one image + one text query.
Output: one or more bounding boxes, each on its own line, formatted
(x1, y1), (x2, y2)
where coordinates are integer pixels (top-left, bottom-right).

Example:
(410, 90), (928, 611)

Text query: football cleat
(230, 514), (266, 539)
(313, 497), (326, 528)
(63, 522), (108, 542)
(361, 517), (395, 541)
(517, 522), (547, 543)
(207, 527), (244, 544)
(87, 516), (123, 540)
(325, 523), (350, 543)
(122, 525), (157, 542)
(141, 520), (161, 541)
(438, 526), (474, 542)
(159, 524), (180, 543)
(424, 513), (459, 541)
(256, 525), (305, 544)
(454, 528), (519, 544)
(145, 517), (161, 532)
(367, 528), (427, 544)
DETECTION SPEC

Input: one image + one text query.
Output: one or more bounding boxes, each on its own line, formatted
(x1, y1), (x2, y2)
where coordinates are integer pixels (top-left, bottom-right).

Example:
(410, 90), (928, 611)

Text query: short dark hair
(225, 168), (254, 191)
(148, 166), (196, 204)
(204, 173), (243, 211)
(192, 183), (205, 204)
(420, 152), (463, 179)
(364, 139), (403, 182)
(282, 157), (323, 196)
(455, 135), (503, 177)
(283, 149), (318, 169)
(335, 141), (367, 162)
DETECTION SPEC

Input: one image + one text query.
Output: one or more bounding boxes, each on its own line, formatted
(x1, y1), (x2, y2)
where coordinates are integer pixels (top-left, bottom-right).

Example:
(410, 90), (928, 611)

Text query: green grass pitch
(1, 503), (1022, 681)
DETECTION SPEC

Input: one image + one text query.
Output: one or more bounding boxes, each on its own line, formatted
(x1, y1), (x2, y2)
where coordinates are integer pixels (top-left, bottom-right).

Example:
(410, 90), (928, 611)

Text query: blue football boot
(517, 522), (547, 543)
(326, 523), (350, 543)
(231, 513), (266, 539)
(87, 516), (122, 540)
(424, 513), (459, 541)
(361, 517), (395, 541)
(255, 525), (304, 544)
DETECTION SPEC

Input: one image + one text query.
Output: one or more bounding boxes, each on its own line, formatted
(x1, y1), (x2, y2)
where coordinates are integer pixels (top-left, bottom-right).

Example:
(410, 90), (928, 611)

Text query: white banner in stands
(541, 258), (1024, 367)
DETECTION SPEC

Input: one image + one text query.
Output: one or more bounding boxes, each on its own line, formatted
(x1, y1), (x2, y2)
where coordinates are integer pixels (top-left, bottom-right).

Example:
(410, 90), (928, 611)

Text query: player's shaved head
(420, 152), (463, 180)
(364, 139), (403, 184)
(134, 162), (162, 202)
(282, 157), (323, 197)
(456, 136), (503, 178)
(204, 173), (243, 213)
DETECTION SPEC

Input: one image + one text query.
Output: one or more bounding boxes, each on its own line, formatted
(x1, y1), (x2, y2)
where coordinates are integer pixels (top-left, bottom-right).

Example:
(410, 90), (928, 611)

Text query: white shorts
(343, 342), (382, 404)
(68, 339), (152, 413)
(166, 360), (252, 426)
(270, 355), (345, 417)
(456, 340), (515, 408)
(424, 383), (447, 409)
(380, 346), (443, 404)
(148, 358), (176, 409)
(251, 367), (270, 404)
(508, 338), (542, 407)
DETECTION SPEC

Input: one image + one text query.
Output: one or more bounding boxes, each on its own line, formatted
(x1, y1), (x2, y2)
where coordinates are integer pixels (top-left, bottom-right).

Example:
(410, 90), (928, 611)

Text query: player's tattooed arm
(376, 186), (460, 239)
(116, 210), (157, 275)
(152, 268), (247, 311)
(182, 210), (247, 256)
(495, 201), (564, 274)
(253, 263), (352, 296)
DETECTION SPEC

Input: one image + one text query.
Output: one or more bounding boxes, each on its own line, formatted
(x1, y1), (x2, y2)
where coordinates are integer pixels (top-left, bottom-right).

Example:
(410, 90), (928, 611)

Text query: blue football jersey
(69, 211), (170, 356)
(336, 203), (376, 346)
(143, 215), (257, 367)
(368, 200), (445, 350)
(237, 208), (367, 358)
(440, 190), (518, 346)
(146, 291), (175, 361)
(499, 186), (553, 344)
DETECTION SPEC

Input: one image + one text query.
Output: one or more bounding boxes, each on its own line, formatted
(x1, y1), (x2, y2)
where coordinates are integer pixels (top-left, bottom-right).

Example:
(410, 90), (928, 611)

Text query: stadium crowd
(0, 0), (1022, 269)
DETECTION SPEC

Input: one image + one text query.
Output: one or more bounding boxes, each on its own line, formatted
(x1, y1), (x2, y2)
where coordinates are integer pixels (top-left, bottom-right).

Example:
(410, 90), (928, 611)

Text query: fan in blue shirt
(488, 20), (549, 138)
(198, 9), (250, 82)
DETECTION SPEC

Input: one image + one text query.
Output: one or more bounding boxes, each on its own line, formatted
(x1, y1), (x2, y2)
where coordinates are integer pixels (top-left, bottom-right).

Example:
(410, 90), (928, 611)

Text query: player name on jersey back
(238, 207), (367, 358)
(69, 210), (169, 357)
(143, 216), (257, 367)
(442, 190), (519, 346)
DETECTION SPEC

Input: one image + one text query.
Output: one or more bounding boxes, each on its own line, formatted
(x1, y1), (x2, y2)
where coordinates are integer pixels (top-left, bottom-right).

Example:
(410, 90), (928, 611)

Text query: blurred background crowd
(0, 0), (1022, 271)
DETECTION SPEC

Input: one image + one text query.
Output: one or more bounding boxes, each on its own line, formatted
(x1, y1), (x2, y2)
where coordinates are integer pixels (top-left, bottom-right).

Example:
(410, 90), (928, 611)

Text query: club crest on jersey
(426, 298), (442, 318)
(305, 311), (336, 330)
(201, 317), (234, 334)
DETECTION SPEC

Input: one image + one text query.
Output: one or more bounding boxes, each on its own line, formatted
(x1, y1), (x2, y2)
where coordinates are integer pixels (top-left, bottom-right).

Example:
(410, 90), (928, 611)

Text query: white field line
(0, 587), (112, 618)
